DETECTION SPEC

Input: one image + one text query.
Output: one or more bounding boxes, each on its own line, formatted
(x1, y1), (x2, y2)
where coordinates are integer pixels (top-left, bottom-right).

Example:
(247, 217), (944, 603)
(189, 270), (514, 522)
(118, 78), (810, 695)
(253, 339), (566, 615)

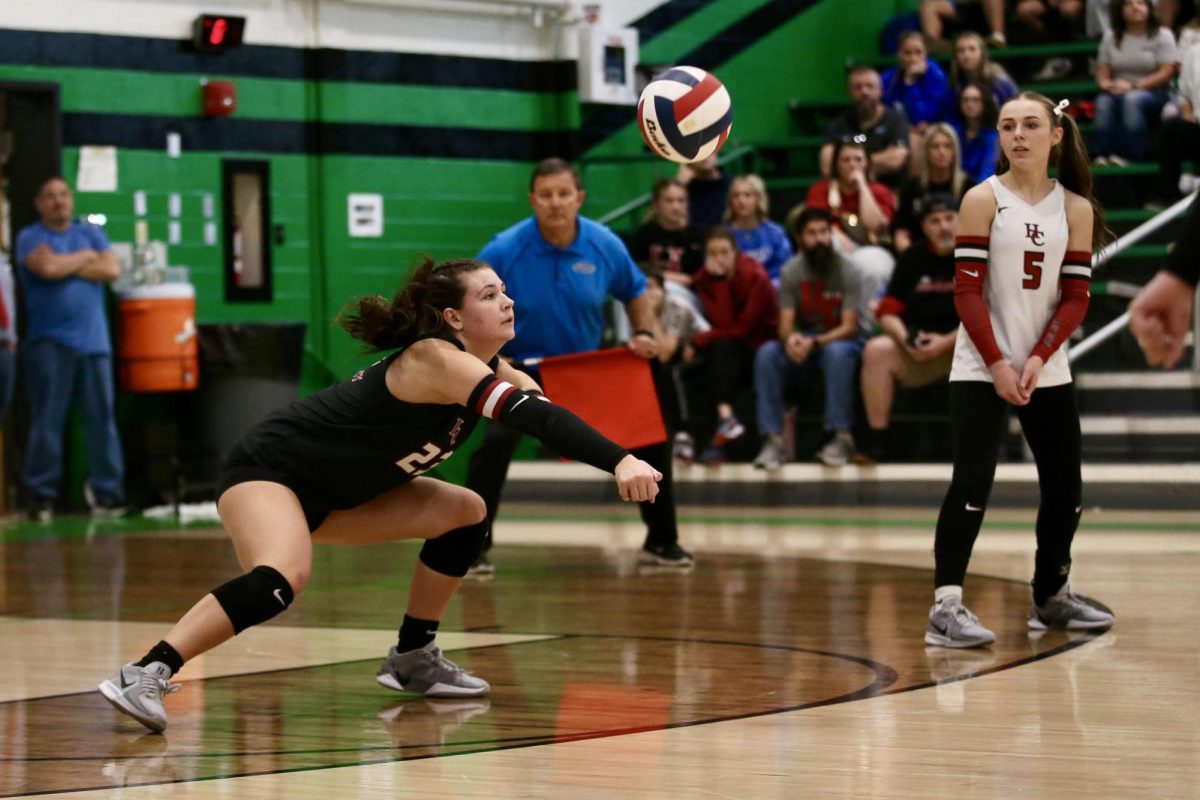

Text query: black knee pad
(419, 520), (488, 578)
(211, 565), (295, 634)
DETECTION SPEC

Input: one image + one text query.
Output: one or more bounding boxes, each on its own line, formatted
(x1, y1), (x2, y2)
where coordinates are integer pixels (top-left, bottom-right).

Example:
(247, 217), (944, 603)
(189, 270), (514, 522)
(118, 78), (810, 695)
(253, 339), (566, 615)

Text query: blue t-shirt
(953, 121), (999, 184)
(882, 60), (950, 126)
(478, 216), (647, 362)
(15, 221), (112, 354)
(729, 220), (793, 281)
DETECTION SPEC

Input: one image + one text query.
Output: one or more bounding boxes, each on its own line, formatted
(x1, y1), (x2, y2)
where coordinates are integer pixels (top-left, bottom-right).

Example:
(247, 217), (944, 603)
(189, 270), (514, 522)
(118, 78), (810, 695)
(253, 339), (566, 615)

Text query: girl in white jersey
(925, 92), (1117, 648)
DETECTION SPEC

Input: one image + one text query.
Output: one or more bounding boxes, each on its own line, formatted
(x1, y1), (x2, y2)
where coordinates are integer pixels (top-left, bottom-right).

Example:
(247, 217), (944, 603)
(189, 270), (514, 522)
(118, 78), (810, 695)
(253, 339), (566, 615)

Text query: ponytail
(337, 257), (488, 352)
(995, 92), (1115, 252)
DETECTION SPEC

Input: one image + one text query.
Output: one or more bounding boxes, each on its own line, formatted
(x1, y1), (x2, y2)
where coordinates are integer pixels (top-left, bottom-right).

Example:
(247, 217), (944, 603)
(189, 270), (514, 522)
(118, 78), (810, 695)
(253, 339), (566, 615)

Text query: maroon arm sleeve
(953, 235), (1005, 367)
(1031, 250), (1092, 362)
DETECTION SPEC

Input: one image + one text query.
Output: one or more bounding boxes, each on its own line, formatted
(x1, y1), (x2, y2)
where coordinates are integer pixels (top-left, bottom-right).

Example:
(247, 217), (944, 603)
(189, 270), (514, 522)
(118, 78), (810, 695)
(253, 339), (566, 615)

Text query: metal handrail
(1069, 191), (1197, 363)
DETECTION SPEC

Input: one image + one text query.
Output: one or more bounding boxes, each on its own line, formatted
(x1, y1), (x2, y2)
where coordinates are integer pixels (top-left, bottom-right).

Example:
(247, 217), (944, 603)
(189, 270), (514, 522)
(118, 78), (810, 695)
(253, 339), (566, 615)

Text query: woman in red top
(805, 138), (897, 254)
(686, 228), (779, 464)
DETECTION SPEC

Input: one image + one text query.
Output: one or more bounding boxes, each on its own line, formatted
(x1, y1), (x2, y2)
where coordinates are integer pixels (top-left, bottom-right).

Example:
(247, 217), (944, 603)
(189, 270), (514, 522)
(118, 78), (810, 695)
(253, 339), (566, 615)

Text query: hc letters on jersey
(1024, 223), (1045, 247)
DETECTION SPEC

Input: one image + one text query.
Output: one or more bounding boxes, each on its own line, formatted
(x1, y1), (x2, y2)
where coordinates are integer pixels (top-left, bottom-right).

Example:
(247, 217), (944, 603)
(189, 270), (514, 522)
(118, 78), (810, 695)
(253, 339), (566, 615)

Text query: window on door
(222, 159), (272, 302)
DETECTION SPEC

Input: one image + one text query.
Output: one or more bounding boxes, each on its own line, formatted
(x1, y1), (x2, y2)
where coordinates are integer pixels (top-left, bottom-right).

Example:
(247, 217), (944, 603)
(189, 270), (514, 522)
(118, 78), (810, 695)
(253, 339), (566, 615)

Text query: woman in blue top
(952, 81), (1000, 183)
(723, 174), (792, 282)
(883, 31), (953, 127)
(883, 31), (952, 177)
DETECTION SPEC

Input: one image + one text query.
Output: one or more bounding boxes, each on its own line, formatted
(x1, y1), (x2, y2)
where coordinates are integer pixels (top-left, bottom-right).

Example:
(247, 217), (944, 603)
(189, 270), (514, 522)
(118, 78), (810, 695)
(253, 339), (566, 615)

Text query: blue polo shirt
(478, 216), (647, 362)
(15, 221), (112, 355)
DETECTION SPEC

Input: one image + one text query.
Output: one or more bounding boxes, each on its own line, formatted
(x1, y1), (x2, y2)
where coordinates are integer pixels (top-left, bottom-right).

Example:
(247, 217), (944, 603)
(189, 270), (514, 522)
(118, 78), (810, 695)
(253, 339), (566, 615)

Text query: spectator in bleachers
(894, 123), (974, 252)
(856, 194), (961, 464)
(921, 0), (1009, 52)
(723, 175), (793, 282)
(944, 32), (1019, 112)
(677, 154), (732, 229)
(752, 208), (865, 470)
(951, 82), (1001, 182)
(1088, 0), (1178, 37)
(821, 67), (912, 187)
(1149, 38), (1200, 205)
(642, 270), (711, 463)
(807, 138), (898, 253)
(686, 228), (779, 464)
(1093, 0), (1179, 164)
(628, 178), (706, 287)
(882, 32), (952, 175)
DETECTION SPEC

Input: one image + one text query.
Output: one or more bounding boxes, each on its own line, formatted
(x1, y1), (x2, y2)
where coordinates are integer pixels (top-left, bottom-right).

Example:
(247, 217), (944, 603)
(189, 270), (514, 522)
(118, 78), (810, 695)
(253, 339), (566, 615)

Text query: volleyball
(636, 66), (733, 164)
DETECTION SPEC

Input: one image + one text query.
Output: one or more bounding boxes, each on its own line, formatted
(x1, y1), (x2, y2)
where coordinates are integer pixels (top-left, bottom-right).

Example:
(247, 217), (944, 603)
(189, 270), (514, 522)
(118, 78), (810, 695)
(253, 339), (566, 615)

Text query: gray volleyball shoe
(375, 642), (490, 698)
(924, 596), (997, 648)
(1028, 583), (1116, 631)
(99, 662), (181, 733)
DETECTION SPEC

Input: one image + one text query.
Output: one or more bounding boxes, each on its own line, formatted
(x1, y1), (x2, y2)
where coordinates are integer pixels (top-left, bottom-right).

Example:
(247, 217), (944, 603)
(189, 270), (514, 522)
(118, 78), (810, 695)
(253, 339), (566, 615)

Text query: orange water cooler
(118, 283), (199, 392)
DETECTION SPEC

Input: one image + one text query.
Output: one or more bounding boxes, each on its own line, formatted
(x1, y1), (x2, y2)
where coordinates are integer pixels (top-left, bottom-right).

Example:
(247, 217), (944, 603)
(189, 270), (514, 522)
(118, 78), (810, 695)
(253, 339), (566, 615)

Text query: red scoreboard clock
(192, 14), (246, 52)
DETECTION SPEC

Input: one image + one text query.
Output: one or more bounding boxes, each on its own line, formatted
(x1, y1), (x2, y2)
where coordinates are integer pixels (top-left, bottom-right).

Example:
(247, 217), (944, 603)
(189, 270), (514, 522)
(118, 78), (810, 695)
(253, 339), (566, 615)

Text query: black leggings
(934, 381), (1082, 604)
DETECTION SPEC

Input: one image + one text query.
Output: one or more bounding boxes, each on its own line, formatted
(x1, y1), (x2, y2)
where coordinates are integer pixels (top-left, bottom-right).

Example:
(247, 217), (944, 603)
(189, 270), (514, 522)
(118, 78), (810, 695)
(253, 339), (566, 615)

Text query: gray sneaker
(925, 597), (996, 648)
(753, 435), (787, 470)
(818, 431), (855, 467)
(98, 662), (181, 733)
(376, 642), (490, 698)
(1028, 583), (1115, 631)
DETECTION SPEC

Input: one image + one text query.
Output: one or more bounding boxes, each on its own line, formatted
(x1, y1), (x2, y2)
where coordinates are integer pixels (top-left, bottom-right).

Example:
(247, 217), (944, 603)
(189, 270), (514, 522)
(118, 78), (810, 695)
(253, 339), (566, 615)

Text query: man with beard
(752, 208), (866, 469)
(855, 194), (961, 464)
(820, 67), (911, 188)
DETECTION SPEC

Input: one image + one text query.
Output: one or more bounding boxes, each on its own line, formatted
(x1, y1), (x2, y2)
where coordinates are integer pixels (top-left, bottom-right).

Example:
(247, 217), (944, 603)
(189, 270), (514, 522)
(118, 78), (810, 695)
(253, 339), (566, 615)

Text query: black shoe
(25, 500), (54, 523)
(637, 542), (695, 567)
(852, 428), (887, 465)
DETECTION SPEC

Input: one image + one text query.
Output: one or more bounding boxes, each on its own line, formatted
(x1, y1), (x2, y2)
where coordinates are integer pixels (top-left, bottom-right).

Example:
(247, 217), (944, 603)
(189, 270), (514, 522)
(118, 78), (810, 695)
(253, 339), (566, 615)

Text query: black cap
(919, 192), (959, 220)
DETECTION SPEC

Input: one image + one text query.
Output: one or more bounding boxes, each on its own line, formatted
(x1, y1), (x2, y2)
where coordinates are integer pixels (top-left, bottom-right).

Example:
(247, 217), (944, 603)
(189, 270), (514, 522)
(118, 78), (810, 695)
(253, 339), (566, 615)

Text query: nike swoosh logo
(962, 270), (979, 278)
(511, 395), (529, 411)
(965, 503), (983, 512)
(273, 588), (286, 607)
(931, 620), (949, 636)
(119, 671), (134, 689)
(997, 206), (1009, 213)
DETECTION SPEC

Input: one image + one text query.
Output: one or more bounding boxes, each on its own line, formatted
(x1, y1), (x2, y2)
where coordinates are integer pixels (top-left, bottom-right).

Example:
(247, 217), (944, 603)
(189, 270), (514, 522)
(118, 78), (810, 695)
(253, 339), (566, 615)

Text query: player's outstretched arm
(397, 340), (662, 502)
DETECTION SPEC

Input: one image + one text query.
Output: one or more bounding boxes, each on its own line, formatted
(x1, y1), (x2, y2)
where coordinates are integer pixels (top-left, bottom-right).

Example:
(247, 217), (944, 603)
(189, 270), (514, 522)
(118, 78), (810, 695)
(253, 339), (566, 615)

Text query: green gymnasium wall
(0, 0), (906, 489)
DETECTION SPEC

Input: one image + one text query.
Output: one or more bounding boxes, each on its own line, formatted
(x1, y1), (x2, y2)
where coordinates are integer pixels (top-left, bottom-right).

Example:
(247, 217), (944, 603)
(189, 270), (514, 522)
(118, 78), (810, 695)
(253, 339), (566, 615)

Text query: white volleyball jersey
(951, 176), (1077, 387)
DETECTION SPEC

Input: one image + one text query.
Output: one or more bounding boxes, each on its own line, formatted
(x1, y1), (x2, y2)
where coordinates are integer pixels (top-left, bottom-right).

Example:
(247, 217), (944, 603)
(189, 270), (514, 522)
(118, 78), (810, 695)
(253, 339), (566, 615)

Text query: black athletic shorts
(216, 441), (331, 532)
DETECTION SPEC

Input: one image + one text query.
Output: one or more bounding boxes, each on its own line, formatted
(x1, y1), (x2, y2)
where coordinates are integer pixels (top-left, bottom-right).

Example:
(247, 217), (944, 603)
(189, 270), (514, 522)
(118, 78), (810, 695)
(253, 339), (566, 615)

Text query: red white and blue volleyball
(637, 66), (733, 164)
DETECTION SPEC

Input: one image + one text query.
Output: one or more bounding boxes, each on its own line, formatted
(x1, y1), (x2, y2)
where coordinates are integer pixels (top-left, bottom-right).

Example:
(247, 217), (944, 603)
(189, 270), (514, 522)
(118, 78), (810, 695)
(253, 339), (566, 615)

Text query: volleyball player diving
(925, 93), (1117, 648)
(99, 257), (662, 732)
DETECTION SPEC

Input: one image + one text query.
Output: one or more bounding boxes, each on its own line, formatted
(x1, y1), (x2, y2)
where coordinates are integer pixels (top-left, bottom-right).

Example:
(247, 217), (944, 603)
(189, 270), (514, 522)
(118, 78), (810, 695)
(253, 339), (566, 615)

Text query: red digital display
(192, 14), (245, 52)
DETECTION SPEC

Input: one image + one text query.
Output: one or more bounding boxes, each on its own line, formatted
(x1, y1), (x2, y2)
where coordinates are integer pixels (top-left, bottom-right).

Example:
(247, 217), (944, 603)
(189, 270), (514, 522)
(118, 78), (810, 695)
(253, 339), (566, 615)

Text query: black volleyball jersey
(235, 335), (494, 512)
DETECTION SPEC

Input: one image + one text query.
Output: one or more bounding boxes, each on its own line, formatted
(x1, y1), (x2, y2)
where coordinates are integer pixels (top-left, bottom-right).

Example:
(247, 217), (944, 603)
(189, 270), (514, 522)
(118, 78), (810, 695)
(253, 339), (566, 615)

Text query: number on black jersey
(396, 443), (454, 476)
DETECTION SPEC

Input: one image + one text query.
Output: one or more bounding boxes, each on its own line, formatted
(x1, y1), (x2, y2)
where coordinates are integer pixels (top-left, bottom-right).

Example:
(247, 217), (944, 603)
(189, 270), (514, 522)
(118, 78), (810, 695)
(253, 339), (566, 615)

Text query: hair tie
(1054, 99), (1069, 118)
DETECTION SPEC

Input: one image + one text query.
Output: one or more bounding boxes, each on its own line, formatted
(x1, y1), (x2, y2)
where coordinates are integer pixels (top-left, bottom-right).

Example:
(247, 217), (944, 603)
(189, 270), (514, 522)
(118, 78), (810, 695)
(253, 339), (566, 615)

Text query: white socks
(934, 585), (963, 604)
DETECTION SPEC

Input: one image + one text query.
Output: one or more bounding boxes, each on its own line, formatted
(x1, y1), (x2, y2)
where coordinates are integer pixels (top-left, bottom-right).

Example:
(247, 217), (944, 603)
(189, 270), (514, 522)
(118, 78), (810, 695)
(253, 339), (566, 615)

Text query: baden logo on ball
(637, 66), (733, 164)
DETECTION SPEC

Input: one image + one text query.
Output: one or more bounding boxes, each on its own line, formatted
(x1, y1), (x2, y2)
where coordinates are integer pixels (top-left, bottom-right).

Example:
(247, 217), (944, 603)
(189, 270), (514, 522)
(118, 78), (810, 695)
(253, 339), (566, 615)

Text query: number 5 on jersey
(1023, 251), (1043, 290)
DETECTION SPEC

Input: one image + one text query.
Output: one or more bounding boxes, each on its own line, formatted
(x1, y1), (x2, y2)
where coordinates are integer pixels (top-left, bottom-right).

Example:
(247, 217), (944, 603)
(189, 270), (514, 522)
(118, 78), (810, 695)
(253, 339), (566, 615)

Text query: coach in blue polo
(465, 157), (693, 574)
